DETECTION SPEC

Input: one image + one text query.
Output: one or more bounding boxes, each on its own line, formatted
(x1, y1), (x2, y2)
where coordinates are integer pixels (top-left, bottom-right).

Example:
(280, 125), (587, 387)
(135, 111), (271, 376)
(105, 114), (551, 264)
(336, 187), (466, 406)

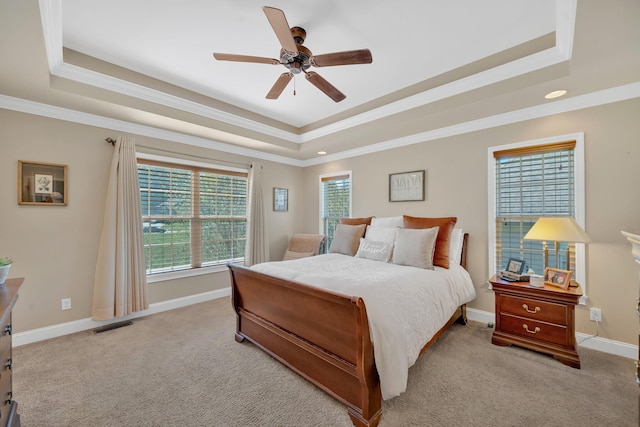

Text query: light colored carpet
(13, 297), (639, 426)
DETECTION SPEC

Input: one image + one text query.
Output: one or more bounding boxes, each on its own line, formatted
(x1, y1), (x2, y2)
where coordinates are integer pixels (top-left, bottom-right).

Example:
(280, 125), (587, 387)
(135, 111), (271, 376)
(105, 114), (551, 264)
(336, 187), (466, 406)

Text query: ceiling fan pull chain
(293, 76), (296, 96)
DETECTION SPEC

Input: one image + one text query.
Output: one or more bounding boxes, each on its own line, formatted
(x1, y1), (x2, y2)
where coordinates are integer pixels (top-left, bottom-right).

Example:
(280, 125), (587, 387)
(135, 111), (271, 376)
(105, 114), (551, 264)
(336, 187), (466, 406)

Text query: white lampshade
(523, 217), (591, 243)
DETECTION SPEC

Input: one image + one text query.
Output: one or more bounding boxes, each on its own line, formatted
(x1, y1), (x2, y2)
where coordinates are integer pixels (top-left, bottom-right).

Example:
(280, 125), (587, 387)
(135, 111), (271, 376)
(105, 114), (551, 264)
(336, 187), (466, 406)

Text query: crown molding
(300, 47), (567, 142)
(2, 82), (638, 167)
(0, 94), (305, 167)
(38, 0), (577, 145)
(54, 62), (303, 144)
(2, 82), (638, 168)
(301, 82), (640, 166)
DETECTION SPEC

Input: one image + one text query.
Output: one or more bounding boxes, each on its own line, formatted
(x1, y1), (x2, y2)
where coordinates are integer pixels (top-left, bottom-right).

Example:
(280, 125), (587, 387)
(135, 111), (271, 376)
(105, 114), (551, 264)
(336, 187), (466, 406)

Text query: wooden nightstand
(490, 275), (582, 369)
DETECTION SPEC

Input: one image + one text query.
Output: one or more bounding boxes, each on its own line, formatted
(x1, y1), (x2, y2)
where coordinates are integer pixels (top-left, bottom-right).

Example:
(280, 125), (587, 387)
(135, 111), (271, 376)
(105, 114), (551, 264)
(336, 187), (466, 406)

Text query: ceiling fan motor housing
(280, 45), (311, 73)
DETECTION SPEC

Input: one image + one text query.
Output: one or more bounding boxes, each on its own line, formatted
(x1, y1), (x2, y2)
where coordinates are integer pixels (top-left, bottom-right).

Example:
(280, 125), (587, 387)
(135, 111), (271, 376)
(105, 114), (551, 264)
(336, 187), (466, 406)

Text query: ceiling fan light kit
(213, 6), (372, 102)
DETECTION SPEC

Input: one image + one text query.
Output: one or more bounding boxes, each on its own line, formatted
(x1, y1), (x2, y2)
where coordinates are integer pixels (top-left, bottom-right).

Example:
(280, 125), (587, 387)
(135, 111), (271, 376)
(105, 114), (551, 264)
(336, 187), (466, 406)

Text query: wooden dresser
(0, 278), (21, 427)
(490, 275), (582, 369)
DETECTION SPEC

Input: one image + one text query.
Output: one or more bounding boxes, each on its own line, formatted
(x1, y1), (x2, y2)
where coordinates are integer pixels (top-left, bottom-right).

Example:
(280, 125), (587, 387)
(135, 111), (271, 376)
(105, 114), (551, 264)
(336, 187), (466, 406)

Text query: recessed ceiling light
(317, 151), (327, 155)
(545, 90), (567, 99)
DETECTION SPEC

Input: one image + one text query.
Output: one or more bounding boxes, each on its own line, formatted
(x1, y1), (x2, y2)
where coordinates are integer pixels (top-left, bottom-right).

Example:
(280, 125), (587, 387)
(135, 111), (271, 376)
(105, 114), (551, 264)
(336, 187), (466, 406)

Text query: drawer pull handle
(522, 304), (541, 314)
(522, 324), (541, 334)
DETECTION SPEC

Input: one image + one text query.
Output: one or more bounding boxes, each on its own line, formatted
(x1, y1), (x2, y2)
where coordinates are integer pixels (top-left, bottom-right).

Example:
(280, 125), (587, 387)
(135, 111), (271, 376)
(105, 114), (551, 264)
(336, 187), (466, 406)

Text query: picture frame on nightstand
(544, 267), (572, 290)
(505, 258), (525, 274)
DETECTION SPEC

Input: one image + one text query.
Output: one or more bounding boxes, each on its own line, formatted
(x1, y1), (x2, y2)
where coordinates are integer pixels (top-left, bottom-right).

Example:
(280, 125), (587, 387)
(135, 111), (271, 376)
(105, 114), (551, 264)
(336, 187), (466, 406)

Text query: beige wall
(302, 98), (640, 345)
(0, 109), (303, 332)
(1, 98), (639, 346)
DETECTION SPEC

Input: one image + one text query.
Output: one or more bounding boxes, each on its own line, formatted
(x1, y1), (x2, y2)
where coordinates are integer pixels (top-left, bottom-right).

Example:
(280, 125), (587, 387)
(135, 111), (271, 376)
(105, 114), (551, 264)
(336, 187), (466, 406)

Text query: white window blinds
(320, 173), (351, 251)
(138, 159), (247, 274)
(494, 141), (576, 275)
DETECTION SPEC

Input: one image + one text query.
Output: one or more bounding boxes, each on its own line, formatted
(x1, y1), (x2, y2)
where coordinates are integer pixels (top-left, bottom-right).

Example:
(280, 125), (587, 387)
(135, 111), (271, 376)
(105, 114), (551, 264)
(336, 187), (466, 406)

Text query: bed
(228, 222), (474, 427)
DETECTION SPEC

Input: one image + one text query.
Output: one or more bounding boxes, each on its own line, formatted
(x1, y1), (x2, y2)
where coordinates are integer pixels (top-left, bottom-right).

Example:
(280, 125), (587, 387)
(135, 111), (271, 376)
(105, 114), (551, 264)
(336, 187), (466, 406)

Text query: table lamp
(523, 217), (591, 271)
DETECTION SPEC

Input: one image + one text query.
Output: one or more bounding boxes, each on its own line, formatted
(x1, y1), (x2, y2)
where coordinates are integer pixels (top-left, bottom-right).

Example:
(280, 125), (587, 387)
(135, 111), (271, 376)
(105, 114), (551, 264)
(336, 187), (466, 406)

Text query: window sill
(147, 263), (241, 283)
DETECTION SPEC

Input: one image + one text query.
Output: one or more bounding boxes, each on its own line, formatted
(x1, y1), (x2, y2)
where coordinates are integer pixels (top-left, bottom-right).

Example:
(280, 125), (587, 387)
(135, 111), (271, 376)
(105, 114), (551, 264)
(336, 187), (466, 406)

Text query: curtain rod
(104, 137), (250, 169)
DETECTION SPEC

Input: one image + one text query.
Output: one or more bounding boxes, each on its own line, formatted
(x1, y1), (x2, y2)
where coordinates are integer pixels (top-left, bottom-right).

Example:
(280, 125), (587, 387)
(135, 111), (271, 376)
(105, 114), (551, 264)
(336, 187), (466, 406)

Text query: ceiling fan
(213, 6), (372, 102)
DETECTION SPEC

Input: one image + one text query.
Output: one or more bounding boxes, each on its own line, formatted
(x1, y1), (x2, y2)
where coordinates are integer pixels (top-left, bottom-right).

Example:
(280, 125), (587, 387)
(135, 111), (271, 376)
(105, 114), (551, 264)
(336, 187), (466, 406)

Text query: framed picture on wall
(273, 187), (288, 211)
(18, 160), (68, 205)
(389, 170), (425, 202)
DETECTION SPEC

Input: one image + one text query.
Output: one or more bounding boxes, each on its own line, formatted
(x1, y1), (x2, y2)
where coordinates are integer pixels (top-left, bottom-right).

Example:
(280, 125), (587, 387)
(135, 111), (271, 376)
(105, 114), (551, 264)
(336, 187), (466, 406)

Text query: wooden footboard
(228, 264), (381, 427)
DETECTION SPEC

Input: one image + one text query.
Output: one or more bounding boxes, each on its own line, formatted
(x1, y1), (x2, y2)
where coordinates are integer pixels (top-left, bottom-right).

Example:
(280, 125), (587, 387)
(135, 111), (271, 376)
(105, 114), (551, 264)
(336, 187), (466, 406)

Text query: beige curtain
(92, 136), (148, 320)
(244, 161), (270, 266)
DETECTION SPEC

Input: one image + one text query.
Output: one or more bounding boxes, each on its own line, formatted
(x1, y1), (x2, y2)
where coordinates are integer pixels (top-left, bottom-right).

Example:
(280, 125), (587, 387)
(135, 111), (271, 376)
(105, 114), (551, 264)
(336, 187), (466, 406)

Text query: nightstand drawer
(500, 313), (569, 347)
(500, 295), (568, 325)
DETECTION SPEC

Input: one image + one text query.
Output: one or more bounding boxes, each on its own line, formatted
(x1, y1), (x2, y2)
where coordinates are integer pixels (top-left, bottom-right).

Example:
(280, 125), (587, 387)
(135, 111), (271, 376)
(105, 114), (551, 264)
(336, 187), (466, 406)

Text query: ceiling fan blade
(266, 73), (293, 99)
(263, 6), (298, 55)
(305, 71), (346, 102)
(213, 53), (280, 65)
(311, 49), (373, 67)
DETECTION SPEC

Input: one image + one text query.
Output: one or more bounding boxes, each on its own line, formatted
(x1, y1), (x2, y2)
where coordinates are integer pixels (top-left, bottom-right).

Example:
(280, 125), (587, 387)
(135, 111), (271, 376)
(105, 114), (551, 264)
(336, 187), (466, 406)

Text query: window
(320, 172), (352, 251)
(138, 159), (247, 275)
(488, 133), (586, 295)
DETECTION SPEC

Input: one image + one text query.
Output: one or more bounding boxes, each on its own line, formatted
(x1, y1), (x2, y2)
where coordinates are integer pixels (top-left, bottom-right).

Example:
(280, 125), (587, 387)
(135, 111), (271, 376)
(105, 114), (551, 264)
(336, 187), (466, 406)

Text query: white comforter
(250, 254), (476, 400)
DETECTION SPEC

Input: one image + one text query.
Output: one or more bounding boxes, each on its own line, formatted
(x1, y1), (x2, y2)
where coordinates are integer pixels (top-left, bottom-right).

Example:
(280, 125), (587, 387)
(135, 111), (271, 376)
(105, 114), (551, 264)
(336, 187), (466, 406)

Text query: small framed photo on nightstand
(505, 258), (525, 275)
(544, 267), (572, 290)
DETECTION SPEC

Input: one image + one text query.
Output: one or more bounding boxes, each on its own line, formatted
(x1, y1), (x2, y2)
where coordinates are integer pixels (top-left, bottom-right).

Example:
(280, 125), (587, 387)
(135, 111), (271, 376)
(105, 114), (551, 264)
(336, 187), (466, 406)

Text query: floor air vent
(93, 320), (133, 334)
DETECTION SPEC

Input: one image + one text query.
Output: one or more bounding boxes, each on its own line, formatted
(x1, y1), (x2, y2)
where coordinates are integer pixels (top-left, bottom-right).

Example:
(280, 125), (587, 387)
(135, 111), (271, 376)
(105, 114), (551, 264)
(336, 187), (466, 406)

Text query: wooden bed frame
(228, 234), (468, 427)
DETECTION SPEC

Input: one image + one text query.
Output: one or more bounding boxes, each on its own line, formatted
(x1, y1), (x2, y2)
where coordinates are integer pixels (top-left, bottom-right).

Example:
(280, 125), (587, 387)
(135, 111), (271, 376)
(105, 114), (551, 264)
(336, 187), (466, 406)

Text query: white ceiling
(60, 0), (556, 128)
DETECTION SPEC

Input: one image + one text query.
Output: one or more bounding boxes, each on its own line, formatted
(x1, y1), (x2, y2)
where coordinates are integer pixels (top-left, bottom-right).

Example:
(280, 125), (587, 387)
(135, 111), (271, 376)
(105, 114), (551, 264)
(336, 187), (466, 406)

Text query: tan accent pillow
(340, 217), (373, 226)
(329, 224), (367, 256)
(392, 227), (439, 269)
(402, 215), (458, 269)
(287, 234), (325, 255)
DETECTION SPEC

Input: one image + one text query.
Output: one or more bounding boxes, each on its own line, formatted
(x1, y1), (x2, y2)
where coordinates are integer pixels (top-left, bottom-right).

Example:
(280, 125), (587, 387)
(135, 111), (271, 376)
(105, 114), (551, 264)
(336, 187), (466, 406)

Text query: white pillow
(355, 238), (394, 262)
(370, 216), (403, 228)
(449, 228), (464, 265)
(365, 226), (398, 244)
(392, 227), (439, 269)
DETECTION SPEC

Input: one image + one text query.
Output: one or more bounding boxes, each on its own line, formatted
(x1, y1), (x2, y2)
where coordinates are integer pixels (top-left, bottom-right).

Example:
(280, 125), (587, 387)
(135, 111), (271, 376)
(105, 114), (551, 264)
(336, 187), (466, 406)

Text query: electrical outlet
(589, 307), (602, 322)
(61, 298), (71, 311)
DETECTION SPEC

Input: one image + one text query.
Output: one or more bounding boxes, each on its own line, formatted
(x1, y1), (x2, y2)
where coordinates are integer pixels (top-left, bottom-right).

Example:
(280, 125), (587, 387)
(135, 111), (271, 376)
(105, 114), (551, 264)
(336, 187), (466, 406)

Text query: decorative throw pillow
(448, 228), (464, 265)
(392, 227), (439, 269)
(282, 250), (315, 261)
(370, 216), (404, 228)
(355, 238), (394, 262)
(402, 216), (457, 269)
(329, 224), (367, 256)
(340, 217), (373, 226)
(364, 226), (398, 244)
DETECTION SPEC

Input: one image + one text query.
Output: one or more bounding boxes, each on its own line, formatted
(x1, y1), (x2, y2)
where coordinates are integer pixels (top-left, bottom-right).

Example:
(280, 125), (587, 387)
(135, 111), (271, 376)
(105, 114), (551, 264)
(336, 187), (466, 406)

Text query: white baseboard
(466, 307), (638, 360)
(14, 295), (638, 361)
(13, 287), (231, 347)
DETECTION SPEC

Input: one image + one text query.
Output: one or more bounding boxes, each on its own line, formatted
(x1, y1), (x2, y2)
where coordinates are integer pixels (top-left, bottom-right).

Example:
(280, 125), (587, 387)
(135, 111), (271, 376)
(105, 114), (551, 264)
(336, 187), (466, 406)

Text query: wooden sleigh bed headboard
(228, 233), (469, 427)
